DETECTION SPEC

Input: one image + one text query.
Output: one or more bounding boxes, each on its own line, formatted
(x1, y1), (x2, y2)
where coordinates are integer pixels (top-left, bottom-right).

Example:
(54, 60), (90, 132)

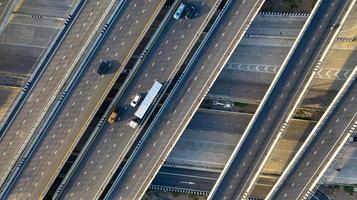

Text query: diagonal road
(56, 1), (222, 199)
(0, 0), (120, 191)
(209, 0), (355, 199)
(0, 0), (166, 199)
(105, 0), (265, 199)
(267, 64), (357, 199)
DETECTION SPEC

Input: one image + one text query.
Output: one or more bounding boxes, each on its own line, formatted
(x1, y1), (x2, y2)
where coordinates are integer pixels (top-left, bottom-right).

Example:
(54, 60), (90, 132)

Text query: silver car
(174, 3), (186, 20)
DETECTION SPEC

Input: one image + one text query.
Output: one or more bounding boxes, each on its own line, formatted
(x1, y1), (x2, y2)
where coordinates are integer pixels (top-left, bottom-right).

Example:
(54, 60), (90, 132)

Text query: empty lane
(210, 0), (354, 199)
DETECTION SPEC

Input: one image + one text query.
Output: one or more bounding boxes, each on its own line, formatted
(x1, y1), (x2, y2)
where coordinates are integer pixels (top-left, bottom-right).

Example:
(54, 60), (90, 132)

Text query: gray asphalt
(0, 0), (118, 190)
(152, 166), (219, 193)
(0, 0), (13, 29)
(211, 0), (354, 199)
(246, 14), (306, 38)
(57, 1), (221, 199)
(168, 109), (249, 170)
(105, 0), (265, 199)
(271, 75), (357, 199)
(2, 0), (166, 199)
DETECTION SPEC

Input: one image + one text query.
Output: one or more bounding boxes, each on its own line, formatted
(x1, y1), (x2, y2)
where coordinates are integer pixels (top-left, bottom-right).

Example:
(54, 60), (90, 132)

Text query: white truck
(129, 80), (163, 128)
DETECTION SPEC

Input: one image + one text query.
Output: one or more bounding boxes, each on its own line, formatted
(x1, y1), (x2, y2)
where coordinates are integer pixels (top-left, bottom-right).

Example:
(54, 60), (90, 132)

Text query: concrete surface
(325, 142), (357, 185)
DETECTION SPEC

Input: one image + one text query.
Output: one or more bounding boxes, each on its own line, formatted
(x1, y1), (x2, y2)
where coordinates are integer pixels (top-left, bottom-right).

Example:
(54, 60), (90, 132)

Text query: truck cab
(128, 118), (139, 129)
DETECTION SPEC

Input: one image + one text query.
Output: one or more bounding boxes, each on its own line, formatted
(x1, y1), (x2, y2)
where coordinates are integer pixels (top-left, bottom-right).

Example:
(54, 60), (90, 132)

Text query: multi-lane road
(267, 69), (356, 199)
(105, 0), (265, 199)
(55, 1), (222, 199)
(0, 0), (121, 191)
(0, 0), (16, 32)
(1, 0), (166, 199)
(152, 166), (219, 194)
(209, 0), (355, 199)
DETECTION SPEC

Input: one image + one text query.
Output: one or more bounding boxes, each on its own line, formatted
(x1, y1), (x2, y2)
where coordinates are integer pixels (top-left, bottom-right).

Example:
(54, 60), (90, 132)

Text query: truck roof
(134, 81), (163, 119)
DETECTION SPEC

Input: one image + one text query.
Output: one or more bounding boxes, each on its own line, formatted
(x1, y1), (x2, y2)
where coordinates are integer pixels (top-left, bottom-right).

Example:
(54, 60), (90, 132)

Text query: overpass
(266, 64), (357, 199)
(209, 0), (356, 199)
(0, 0), (122, 191)
(54, 0), (223, 199)
(0, 0), (166, 199)
(104, 0), (265, 199)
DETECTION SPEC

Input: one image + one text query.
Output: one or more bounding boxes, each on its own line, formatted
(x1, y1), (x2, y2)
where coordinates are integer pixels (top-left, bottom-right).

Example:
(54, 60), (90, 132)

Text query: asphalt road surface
(271, 74), (356, 199)
(0, 0), (118, 189)
(0, 0), (13, 30)
(2, 0), (166, 199)
(57, 1), (221, 199)
(210, 0), (354, 199)
(152, 166), (219, 193)
(105, 0), (265, 199)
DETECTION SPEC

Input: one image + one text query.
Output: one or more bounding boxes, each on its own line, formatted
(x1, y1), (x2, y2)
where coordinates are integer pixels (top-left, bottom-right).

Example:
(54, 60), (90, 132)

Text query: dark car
(97, 61), (111, 75)
(185, 5), (198, 19)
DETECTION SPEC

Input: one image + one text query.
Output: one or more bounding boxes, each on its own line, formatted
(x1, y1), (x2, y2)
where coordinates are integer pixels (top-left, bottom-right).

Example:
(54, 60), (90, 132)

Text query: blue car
(174, 3), (186, 20)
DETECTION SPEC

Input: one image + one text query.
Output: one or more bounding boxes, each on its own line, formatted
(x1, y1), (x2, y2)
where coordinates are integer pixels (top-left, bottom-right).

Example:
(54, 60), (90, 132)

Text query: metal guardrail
(307, 116), (357, 200)
(0, 0), (125, 198)
(52, 1), (173, 198)
(258, 11), (309, 16)
(0, 0), (88, 192)
(241, 0), (356, 197)
(265, 1), (357, 197)
(0, 0), (86, 137)
(208, 0), (323, 198)
(0, 0), (21, 33)
(104, 0), (227, 198)
(38, 0), (131, 197)
(105, 0), (266, 199)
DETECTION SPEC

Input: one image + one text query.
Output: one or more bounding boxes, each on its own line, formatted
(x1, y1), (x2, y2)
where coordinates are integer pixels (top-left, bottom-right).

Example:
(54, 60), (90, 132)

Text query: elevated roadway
(105, 0), (265, 199)
(0, 0), (120, 191)
(55, 1), (222, 199)
(209, 0), (355, 199)
(152, 166), (219, 194)
(266, 67), (357, 199)
(0, 0), (166, 199)
(0, 0), (18, 32)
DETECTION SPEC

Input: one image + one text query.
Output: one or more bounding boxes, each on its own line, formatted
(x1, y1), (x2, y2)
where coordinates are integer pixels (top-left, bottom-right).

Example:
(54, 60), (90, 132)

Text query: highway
(209, 0), (355, 199)
(0, 0), (166, 199)
(55, 0), (222, 199)
(152, 166), (219, 194)
(105, 0), (265, 199)
(0, 0), (120, 190)
(0, 0), (16, 32)
(268, 71), (356, 200)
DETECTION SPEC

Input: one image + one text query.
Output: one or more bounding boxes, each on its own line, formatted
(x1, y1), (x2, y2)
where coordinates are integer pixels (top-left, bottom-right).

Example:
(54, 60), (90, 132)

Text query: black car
(97, 61), (111, 75)
(185, 5), (198, 19)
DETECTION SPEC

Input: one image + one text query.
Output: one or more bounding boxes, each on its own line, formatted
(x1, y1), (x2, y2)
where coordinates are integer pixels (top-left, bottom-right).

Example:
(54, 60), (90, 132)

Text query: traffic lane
(228, 44), (291, 67)
(4, 0), (165, 199)
(59, 1), (220, 199)
(152, 167), (219, 192)
(209, 79), (269, 102)
(169, 117), (314, 170)
(250, 14), (307, 31)
(0, 0), (116, 184)
(187, 109), (252, 134)
(107, 0), (265, 199)
(273, 77), (357, 199)
(212, 0), (350, 198)
(167, 111), (250, 169)
(169, 133), (238, 169)
(0, 0), (11, 22)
